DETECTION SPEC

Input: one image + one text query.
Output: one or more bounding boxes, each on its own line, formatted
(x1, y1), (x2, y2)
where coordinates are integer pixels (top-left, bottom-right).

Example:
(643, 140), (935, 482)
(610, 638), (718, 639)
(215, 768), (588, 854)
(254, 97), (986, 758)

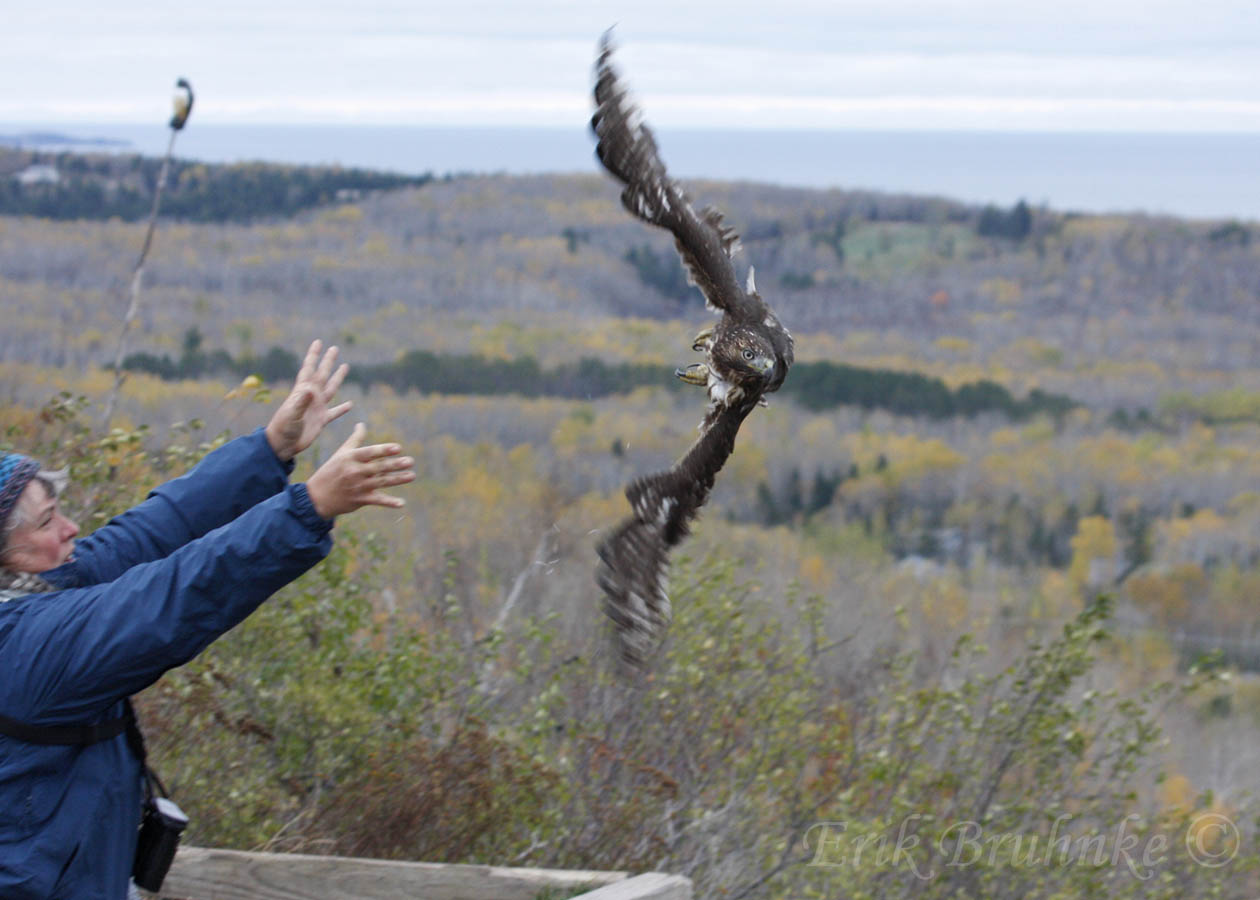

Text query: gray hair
(0, 468), (68, 558)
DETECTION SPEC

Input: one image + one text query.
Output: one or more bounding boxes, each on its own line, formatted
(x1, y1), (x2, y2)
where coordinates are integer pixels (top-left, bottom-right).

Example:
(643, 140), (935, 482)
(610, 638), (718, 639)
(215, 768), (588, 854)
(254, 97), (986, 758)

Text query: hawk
(591, 33), (794, 672)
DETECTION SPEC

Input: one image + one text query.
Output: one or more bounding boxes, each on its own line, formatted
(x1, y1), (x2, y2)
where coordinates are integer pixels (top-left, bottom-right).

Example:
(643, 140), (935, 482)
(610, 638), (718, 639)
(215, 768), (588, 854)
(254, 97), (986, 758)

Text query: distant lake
(4, 123), (1258, 222)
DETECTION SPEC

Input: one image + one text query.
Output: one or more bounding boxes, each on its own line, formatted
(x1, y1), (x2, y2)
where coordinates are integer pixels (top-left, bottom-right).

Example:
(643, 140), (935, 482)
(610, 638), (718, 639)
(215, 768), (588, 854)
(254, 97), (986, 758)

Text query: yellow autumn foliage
(1068, 516), (1117, 591)
(934, 336), (974, 355)
(1159, 773), (1195, 813)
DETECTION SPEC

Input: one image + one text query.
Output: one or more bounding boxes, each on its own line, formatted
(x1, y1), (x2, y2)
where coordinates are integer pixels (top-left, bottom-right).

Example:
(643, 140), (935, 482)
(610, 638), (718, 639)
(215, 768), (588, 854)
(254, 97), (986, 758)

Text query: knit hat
(0, 453), (41, 550)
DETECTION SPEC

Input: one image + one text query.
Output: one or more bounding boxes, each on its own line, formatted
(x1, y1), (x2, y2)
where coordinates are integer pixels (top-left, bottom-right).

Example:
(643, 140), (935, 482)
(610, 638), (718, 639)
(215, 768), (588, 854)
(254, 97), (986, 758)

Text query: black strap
(122, 700), (170, 799)
(122, 699), (146, 764)
(0, 707), (131, 746)
(0, 698), (168, 797)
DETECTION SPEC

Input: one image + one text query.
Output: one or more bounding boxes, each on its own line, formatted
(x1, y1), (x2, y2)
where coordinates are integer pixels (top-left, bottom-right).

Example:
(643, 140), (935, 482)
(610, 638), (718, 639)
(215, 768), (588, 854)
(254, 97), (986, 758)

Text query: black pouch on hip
(133, 794), (190, 891)
(125, 700), (188, 893)
(0, 697), (188, 892)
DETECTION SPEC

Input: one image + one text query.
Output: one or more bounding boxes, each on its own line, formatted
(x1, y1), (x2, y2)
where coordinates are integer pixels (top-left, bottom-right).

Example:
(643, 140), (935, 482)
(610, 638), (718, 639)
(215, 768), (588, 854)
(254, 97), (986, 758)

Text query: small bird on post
(170, 78), (194, 131)
(101, 76), (196, 427)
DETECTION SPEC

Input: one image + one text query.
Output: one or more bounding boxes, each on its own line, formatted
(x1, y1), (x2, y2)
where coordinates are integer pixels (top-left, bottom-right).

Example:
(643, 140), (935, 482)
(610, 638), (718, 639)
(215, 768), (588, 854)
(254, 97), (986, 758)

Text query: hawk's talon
(675, 363), (710, 386)
(691, 325), (715, 353)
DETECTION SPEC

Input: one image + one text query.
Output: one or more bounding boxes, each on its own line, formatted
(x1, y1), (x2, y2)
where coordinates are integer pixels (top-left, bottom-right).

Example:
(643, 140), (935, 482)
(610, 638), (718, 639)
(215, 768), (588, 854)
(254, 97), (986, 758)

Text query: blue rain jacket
(0, 429), (333, 898)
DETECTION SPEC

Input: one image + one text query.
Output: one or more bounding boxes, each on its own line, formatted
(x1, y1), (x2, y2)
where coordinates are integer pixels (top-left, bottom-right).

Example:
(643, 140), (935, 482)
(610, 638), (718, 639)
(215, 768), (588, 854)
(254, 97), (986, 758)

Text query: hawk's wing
(592, 33), (758, 319)
(596, 394), (759, 671)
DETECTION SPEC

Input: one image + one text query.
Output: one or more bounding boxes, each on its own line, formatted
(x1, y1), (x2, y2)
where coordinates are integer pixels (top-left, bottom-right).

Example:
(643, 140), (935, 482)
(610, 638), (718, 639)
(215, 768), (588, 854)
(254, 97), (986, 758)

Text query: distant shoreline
(3, 124), (1258, 221)
(0, 131), (130, 149)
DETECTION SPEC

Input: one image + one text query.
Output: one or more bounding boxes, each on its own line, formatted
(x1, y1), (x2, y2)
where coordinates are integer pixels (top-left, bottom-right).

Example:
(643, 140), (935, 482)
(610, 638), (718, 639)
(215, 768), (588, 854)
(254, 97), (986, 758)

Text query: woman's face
(3, 480), (78, 573)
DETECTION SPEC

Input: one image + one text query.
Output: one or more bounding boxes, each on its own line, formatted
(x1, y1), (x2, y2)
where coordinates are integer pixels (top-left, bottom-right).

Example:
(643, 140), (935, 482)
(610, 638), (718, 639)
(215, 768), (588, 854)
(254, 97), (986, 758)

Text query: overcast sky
(3, 0), (1258, 131)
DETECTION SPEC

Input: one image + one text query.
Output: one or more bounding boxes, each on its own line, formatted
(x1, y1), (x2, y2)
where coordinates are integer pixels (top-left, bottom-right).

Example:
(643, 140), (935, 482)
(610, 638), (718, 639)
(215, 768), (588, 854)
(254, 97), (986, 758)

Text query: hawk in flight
(591, 33), (794, 671)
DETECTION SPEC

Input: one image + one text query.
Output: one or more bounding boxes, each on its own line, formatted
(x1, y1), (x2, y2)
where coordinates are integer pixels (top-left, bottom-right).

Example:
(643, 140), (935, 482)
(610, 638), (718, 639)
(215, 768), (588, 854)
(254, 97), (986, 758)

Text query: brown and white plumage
(170, 78), (194, 131)
(591, 32), (794, 671)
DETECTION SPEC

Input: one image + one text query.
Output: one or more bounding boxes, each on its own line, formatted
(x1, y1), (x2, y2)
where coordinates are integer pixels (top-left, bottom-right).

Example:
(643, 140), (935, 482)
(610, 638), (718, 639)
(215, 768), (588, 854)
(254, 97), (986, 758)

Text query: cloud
(3, 0), (1258, 130)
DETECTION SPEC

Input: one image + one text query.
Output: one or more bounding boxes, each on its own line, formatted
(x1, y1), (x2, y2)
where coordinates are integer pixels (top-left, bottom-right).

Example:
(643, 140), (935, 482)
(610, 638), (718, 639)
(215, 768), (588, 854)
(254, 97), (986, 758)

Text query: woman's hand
(304, 424), (415, 519)
(266, 340), (352, 462)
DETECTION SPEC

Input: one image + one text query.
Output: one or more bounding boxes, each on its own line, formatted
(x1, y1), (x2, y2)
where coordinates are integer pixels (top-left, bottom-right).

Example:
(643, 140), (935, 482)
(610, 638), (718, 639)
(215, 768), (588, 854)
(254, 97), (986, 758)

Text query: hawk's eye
(742, 349), (755, 361)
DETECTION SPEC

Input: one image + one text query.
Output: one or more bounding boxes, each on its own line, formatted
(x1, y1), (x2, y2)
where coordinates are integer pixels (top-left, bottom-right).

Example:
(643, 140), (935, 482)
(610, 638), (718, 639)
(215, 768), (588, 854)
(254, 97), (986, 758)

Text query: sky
(3, 0), (1259, 132)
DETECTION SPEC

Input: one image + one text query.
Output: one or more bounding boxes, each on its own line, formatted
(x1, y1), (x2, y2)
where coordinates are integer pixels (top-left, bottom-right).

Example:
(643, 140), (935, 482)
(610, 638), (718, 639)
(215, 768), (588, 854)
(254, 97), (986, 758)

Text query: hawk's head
(714, 327), (777, 387)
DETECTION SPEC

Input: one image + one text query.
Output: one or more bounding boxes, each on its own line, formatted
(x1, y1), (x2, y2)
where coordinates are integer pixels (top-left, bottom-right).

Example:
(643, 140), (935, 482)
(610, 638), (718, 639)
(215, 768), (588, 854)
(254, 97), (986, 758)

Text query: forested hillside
(3, 151), (1260, 897)
(0, 146), (432, 222)
(119, 329), (1078, 420)
(2, 160), (1256, 412)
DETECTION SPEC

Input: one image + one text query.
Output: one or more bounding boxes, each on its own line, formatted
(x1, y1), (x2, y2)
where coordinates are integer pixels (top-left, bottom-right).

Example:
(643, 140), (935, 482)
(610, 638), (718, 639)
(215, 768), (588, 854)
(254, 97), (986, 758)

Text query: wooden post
(572, 873), (693, 900)
(158, 846), (694, 900)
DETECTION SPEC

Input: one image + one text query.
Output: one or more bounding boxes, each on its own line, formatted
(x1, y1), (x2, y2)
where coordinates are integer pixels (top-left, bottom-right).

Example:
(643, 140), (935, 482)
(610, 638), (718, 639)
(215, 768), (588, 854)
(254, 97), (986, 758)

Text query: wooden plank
(572, 873), (692, 900)
(159, 846), (626, 900)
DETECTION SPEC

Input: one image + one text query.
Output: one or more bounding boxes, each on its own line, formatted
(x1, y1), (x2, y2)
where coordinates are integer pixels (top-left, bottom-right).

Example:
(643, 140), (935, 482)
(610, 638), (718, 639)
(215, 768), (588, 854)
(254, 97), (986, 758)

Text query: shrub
(9, 394), (1257, 898)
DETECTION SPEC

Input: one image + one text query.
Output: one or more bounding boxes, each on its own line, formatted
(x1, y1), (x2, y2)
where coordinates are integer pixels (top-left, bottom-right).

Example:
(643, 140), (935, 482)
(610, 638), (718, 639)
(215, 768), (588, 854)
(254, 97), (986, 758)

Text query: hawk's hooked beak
(753, 356), (774, 377)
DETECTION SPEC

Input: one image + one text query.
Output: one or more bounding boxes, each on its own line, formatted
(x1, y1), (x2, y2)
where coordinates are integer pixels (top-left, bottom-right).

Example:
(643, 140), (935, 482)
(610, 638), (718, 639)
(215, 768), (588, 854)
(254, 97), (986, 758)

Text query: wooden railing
(157, 847), (692, 900)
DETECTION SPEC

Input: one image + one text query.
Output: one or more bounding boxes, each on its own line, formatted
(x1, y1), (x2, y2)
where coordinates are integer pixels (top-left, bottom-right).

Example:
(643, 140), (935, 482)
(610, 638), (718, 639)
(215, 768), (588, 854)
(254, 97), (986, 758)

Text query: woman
(0, 340), (414, 899)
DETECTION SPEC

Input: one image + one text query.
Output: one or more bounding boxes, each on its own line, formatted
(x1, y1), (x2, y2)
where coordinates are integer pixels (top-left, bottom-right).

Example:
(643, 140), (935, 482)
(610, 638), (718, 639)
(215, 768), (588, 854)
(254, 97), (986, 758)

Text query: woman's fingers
(294, 385), (315, 414)
(297, 339), (322, 383)
(315, 344), (340, 384)
(325, 399), (353, 424)
(339, 422), (368, 454)
(365, 490), (407, 509)
(359, 455), (413, 483)
(368, 454), (413, 472)
(372, 465), (415, 486)
(356, 449), (414, 504)
(298, 340), (344, 394)
(324, 362), (350, 398)
(344, 436), (413, 485)
(351, 440), (401, 461)
(308, 425), (415, 518)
